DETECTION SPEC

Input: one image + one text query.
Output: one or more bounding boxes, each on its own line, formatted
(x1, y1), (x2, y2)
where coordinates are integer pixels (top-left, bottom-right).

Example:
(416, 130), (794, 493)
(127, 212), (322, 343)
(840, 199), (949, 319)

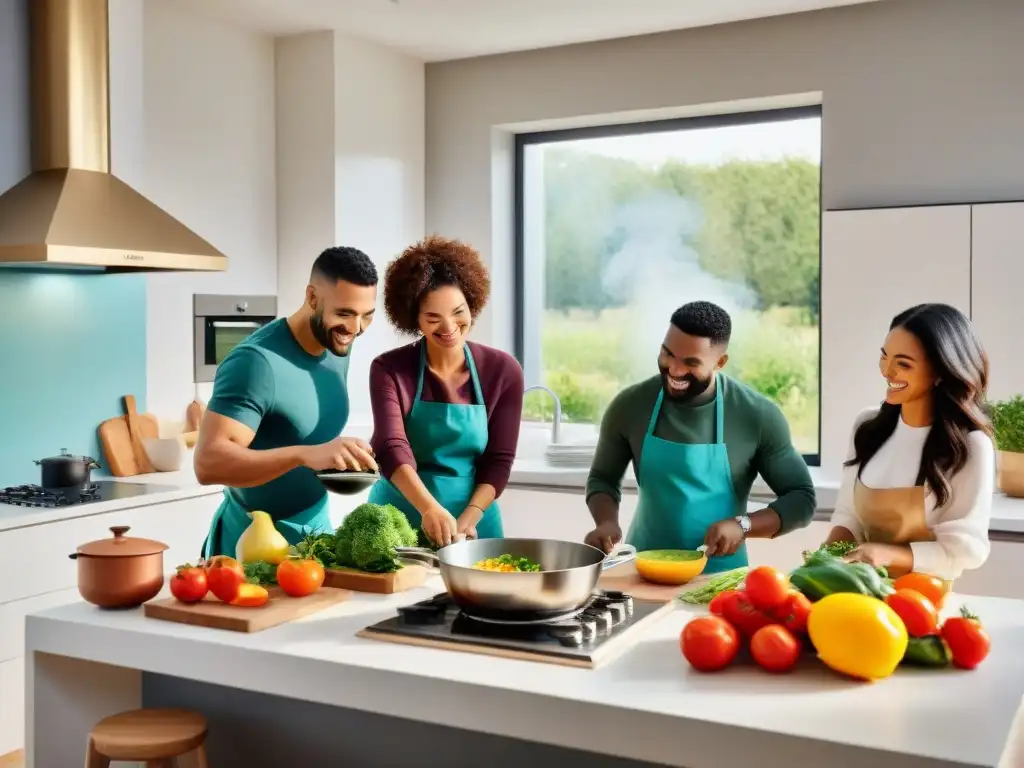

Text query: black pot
(35, 449), (100, 488)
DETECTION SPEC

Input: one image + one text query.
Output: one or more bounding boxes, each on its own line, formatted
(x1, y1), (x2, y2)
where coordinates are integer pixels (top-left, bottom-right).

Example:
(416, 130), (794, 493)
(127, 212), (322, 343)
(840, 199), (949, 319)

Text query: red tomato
(709, 589), (739, 617)
(744, 566), (791, 611)
(885, 588), (939, 637)
(169, 563), (208, 603)
(941, 608), (991, 670)
(750, 624), (801, 673)
(773, 591), (813, 635)
(892, 573), (946, 609)
(680, 616), (740, 672)
(230, 583), (270, 608)
(205, 555), (245, 603)
(720, 590), (776, 637)
(277, 558), (326, 597)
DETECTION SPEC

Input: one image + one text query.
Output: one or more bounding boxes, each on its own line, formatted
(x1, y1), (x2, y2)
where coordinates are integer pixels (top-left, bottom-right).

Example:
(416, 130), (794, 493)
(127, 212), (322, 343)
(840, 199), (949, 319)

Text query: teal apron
(367, 341), (503, 539)
(201, 489), (332, 560)
(625, 375), (746, 574)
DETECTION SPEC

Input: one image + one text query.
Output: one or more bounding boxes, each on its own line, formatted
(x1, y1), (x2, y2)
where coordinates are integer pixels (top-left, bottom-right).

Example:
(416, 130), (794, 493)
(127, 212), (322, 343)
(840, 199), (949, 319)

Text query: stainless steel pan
(395, 537), (636, 623)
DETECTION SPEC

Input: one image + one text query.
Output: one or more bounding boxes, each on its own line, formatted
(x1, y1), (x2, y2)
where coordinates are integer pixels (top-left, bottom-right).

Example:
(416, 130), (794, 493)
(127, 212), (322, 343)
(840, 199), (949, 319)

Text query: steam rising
(600, 192), (754, 379)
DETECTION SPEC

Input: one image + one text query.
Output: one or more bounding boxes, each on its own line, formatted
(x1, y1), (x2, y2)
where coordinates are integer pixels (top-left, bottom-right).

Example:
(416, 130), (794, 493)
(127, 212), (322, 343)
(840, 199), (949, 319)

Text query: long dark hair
(845, 303), (992, 507)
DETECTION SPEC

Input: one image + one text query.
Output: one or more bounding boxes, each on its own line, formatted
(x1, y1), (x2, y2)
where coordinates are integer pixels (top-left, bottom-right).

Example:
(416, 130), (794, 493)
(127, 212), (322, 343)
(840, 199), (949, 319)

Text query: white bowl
(143, 436), (186, 472)
(158, 419), (187, 439)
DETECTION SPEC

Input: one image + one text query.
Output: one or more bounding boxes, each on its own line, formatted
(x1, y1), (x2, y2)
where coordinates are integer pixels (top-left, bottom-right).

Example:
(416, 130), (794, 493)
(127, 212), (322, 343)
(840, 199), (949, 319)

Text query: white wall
(275, 32), (337, 320)
(334, 34), (425, 423)
(138, 0), (278, 420)
(820, 206), (974, 475)
(423, 0), (1024, 470)
(276, 30), (425, 426)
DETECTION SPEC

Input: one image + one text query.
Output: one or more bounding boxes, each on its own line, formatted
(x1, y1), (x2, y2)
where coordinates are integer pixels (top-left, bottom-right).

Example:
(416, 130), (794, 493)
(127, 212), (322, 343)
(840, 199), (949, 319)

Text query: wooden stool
(85, 708), (209, 767)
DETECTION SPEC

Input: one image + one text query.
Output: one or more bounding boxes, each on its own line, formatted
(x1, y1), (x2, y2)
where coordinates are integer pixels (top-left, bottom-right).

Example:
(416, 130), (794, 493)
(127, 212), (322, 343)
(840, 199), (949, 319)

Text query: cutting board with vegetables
(323, 564), (427, 594)
(598, 561), (707, 602)
(598, 561), (696, 606)
(144, 586), (350, 633)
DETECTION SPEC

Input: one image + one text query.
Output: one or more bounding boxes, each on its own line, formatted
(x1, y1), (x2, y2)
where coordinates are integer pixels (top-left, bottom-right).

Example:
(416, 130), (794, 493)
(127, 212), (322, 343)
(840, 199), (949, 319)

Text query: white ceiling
(165, 0), (885, 62)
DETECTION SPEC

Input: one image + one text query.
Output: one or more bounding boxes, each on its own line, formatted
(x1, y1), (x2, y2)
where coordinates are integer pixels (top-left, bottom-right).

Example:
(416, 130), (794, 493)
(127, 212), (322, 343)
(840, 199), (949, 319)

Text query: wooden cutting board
(598, 561), (715, 603)
(97, 410), (158, 476)
(323, 565), (427, 594)
(123, 394), (154, 474)
(143, 586), (351, 633)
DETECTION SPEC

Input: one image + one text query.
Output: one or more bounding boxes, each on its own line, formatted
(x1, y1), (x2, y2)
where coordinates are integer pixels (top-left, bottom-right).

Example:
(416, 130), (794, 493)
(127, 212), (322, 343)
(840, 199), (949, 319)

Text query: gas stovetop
(0, 480), (173, 509)
(357, 590), (674, 668)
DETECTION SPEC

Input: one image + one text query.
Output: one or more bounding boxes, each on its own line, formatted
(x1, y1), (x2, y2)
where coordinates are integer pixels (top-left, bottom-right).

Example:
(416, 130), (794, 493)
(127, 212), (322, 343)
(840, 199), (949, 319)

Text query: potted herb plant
(988, 395), (1024, 497)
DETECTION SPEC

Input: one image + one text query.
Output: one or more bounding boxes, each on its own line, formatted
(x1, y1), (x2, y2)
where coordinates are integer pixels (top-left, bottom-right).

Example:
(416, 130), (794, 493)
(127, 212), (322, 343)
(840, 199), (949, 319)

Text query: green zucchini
(902, 635), (952, 668)
(788, 554), (892, 602)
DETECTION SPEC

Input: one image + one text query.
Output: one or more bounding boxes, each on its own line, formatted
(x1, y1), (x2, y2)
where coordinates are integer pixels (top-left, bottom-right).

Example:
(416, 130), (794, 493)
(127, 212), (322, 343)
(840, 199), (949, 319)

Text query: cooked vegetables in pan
(472, 554), (542, 572)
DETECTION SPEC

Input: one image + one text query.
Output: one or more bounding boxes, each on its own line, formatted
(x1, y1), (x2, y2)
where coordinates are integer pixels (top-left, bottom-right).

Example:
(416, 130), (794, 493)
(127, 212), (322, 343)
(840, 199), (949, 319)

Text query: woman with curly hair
(827, 303), (994, 585)
(366, 235), (524, 545)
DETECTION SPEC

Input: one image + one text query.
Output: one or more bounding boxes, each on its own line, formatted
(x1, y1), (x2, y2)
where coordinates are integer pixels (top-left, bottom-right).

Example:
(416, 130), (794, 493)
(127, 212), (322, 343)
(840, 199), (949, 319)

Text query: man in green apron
(194, 247), (379, 559)
(583, 301), (816, 574)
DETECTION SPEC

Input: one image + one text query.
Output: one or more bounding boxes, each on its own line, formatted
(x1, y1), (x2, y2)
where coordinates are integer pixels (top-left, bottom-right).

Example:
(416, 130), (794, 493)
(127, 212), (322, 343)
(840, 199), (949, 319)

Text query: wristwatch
(734, 515), (752, 537)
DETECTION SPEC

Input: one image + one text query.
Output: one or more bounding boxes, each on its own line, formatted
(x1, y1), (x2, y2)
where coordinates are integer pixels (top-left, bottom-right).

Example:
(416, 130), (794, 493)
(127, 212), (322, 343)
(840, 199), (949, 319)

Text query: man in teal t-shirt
(194, 246), (379, 559)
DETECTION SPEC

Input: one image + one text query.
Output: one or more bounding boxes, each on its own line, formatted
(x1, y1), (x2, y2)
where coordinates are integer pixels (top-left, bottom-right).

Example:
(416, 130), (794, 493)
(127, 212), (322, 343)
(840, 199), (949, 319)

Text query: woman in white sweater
(827, 303), (994, 582)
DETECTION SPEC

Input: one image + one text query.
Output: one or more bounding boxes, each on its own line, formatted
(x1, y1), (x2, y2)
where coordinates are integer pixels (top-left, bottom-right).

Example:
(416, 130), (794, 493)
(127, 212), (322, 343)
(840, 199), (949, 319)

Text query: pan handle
(394, 547), (441, 571)
(600, 543), (637, 570)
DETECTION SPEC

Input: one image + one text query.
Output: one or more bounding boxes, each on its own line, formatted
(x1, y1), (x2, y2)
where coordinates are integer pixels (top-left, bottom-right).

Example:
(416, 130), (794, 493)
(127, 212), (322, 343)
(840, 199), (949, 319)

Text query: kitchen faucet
(524, 385), (562, 445)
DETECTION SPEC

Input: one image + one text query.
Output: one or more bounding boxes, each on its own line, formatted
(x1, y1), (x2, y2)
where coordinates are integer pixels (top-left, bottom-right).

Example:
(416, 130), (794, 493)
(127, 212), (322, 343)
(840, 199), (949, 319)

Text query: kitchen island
(24, 579), (1024, 768)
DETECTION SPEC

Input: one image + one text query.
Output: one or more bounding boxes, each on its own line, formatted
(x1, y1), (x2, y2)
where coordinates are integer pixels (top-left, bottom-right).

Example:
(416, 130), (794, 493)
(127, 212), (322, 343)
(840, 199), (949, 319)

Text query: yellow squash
(236, 510), (290, 565)
(807, 593), (908, 681)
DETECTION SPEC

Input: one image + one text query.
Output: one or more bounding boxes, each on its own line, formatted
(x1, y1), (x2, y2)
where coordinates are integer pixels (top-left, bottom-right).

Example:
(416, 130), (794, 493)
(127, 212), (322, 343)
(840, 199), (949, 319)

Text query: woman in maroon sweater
(367, 235), (524, 545)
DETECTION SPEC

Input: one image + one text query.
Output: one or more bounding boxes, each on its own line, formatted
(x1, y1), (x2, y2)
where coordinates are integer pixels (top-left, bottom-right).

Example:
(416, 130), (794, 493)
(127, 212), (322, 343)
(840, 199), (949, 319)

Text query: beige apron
(854, 480), (953, 593)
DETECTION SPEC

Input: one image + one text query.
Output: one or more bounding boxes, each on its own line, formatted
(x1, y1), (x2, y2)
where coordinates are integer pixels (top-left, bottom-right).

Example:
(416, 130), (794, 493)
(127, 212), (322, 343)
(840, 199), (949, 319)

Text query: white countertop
(0, 469), (223, 533)
(7, 454), (1024, 538)
(25, 579), (1024, 768)
(508, 459), (1024, 536)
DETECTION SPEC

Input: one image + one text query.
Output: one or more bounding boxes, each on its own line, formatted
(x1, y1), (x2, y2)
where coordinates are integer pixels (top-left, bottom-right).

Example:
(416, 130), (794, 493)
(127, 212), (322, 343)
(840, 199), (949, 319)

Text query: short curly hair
(670, 301), (732, 346)
(310, 246), (377, 286)
(383, 235), (491, 335)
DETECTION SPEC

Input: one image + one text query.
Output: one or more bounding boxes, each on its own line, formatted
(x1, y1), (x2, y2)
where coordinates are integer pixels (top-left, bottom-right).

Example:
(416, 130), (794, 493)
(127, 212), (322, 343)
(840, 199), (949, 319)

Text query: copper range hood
(0, 0), (227, 272)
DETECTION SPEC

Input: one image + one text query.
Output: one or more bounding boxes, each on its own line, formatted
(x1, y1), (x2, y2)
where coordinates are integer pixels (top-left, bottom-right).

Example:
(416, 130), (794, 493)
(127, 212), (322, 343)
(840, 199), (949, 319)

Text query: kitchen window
(514, 106), (823, 464)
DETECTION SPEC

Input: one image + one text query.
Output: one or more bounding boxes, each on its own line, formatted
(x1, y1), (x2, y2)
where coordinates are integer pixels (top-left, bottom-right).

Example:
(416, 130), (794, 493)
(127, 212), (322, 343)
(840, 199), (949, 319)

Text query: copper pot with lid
(69, 526), (169, 608)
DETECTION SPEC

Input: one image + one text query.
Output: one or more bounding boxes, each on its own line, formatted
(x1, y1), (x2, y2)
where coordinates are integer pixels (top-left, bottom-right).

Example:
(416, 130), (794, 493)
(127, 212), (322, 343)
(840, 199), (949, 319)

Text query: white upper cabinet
(970, 202), (1024, 402)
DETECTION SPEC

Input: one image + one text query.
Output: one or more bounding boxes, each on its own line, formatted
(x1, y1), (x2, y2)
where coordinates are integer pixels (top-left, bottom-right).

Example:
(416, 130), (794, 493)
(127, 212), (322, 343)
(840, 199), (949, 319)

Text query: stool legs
(84, 738), (110, 768)
(194, 743), (209, 768)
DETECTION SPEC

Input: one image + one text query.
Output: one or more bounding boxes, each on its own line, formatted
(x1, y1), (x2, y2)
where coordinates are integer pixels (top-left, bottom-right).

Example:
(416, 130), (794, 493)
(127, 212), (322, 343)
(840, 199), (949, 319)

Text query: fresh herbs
(293, 530), (339, 568)
(802, 540), (857, 562)
(677, 567), (748, 604)
(988, 395), (1024, 453)
(243, 560), (278, 586)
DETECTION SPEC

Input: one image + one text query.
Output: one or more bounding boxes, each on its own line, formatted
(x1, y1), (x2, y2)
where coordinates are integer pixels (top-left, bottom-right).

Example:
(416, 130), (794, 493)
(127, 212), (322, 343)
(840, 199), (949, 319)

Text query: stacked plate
(544, 442), (597, 468)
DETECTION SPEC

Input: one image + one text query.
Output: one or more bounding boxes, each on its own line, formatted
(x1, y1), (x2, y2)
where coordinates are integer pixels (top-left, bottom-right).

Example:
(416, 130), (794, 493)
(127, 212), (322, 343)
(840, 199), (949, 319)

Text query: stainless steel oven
(193, 294), (277, 383)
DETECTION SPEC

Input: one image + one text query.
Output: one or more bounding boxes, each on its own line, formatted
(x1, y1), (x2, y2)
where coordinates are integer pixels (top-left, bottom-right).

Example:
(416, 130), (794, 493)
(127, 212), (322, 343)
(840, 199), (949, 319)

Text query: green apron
(625, 374), (746, 574)
(367, 341), (503, 539)
(201, 488), (332, 560)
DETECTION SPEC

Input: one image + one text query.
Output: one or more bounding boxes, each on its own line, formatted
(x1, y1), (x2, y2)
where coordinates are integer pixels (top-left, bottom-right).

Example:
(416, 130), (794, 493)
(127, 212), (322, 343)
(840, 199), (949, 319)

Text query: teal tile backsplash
(0, 271), (147, 487)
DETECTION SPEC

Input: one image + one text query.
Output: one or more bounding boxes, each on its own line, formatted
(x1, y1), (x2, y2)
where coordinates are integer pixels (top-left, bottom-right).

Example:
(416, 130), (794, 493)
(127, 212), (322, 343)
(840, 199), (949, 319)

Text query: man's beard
(310, 309), (352, 357)
(659, 368), (713, 403)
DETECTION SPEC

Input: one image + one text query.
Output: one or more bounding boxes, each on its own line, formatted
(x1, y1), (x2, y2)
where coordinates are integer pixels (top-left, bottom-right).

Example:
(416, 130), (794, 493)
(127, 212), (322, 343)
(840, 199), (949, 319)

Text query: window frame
(512, 104), (823, 467)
